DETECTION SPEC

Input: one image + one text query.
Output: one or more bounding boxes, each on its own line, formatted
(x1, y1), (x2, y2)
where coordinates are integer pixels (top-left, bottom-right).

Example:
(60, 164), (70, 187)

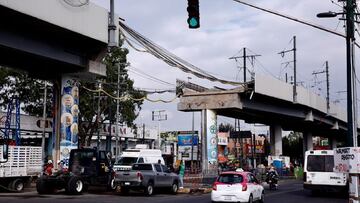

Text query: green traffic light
(188, 17), (199, 28)
(189, 18), (199, 27)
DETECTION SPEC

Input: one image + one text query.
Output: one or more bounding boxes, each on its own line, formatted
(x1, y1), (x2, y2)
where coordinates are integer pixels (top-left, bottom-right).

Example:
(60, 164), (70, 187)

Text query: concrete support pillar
(201, 110), (207, 173)
(329, 137), (338, 149)
(303, 132), (313, 151)
(270, 125), (282, 156)
(201, 109), (218, 174)
(56, 76), (80, 168)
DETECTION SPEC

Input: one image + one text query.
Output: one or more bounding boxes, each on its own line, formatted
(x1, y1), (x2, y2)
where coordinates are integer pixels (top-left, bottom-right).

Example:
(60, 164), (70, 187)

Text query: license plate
(224, 196), (232, 201)
(124, 182), (130, 186)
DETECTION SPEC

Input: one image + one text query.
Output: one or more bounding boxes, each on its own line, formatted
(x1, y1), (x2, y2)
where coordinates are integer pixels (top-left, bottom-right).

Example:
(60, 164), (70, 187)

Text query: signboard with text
(334, 147), (360, 174)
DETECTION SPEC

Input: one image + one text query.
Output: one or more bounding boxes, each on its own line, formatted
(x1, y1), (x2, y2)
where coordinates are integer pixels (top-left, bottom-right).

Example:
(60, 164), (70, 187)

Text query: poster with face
(60, 77), (79, 168)
(207, 110), (218, 167)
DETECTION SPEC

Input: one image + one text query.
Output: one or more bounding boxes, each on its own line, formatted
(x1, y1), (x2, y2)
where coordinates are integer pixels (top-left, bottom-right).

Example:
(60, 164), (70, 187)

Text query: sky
(90, 0), (355, 134)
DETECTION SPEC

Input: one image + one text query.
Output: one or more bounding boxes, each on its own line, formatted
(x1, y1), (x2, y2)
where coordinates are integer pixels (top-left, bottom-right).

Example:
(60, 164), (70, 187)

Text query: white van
(113, 148), (164, 171)
(303, 150), (348, 193)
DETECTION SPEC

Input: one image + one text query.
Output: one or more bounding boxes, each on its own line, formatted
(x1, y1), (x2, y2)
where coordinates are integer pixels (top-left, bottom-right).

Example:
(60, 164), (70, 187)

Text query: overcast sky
(91, 0), (354, 134)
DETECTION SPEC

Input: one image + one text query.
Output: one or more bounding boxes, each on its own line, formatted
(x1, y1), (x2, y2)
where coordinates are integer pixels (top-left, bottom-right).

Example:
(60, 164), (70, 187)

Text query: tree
(0, 67), (53, 117)
(282, 131), (304, 161)
(78, 38), (145, 146)
(218, 123), (235, 132)
(0, 38), (145, 147)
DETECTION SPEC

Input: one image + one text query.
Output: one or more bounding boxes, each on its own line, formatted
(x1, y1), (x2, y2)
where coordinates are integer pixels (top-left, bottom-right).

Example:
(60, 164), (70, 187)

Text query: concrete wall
(255, 74), (348, 123)
(0, 0), (113, 43)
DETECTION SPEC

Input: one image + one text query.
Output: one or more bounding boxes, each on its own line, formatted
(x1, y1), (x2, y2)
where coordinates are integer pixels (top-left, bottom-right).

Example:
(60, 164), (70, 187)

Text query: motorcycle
(265, 171), (279, 190)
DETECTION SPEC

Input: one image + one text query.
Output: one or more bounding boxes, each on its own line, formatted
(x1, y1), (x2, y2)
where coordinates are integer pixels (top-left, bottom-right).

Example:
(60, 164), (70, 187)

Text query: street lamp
(317, 1), (357, 148)
(318, 1), (358, 201)
(316, 11), (339, 18)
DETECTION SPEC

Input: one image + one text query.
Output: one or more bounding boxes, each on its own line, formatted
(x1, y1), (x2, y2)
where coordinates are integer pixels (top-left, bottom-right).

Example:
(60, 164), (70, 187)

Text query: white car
(211, 171), (264, 203)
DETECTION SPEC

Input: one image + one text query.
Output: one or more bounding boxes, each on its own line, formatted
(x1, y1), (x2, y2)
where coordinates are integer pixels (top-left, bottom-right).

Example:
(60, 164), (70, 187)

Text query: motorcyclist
(266, 165), (279, 189)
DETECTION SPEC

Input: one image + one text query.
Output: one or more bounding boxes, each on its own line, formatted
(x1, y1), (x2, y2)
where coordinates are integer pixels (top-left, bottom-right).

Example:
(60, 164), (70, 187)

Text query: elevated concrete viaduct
(178, 75), (359, 169)
(0, 0), (111, 164)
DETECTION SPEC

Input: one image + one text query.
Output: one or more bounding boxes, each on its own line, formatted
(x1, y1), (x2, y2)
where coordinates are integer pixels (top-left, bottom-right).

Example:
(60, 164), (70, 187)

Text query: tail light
(303, 172), (307, 182)
(212, 181), (220, 191)
(242, 184), (247, 191)
(137, 171), (143, 181)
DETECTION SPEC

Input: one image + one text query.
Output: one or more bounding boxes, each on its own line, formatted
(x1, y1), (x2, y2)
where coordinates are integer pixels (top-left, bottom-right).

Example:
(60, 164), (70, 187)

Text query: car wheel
(170, 181), (178, 194)
(107, 177), (117, 191)
(248, 194), (253, 203)
(144, 182), (154, 196)
(66, 176), (84, 195)
(10, 179), (24, 192)
(259, 191), (265, 203)
(36, 177), (53, 194)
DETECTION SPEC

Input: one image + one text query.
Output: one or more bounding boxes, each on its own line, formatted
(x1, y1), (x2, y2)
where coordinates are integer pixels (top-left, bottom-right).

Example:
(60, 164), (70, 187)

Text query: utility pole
(97, 83), (101, 149)
(312, 61), (330, 113)
(317, 1), (358, 201)
(115, 64), (120, 162)
(326, 61), (330, 114)
(278, 36), (297, 103)
(191, 111), (195, 171)
(41, 81), (47, 163)
(108, 0), (117, 48)
(229, 48), (261, 82)
(142, 123), (145, 144)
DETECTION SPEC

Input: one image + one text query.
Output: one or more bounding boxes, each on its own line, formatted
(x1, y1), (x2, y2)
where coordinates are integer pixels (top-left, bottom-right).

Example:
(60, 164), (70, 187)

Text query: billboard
(178, 133), (198, 146)
(60, 77), (79, 168)
(217, 132), (229, 146)
(334, 147), (360, 174)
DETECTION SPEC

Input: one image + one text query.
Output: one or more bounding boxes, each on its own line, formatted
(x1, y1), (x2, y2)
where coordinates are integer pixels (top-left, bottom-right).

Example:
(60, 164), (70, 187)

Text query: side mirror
(2, 144), (8, 160)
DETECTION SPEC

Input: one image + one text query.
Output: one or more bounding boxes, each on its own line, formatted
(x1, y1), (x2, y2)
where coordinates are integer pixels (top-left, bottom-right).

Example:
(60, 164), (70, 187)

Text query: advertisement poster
(60, 77), (79, 167)
(206, 110), (217, 166)
(178, 133), (198, 146)
(334, 147), (360, 174)
(217, 132), (229, 146)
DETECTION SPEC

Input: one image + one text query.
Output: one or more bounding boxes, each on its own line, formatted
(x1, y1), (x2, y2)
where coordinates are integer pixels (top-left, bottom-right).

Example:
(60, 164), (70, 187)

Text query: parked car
(211, 171), (264, 203)
(115, 163), (179, 196)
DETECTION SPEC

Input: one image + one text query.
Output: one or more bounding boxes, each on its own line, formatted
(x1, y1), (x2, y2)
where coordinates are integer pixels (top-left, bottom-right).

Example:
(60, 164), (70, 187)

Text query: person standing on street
(179, 160), (185, 189)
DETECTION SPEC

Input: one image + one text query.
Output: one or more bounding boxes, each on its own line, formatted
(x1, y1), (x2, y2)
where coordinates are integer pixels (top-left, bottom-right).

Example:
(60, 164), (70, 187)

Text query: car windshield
(307, 155), (334, 172)
(217, 174), (243, 184)
(116, 157), (137, 166)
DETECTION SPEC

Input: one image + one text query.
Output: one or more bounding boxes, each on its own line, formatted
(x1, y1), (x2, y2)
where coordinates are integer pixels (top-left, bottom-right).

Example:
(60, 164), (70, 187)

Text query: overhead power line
(119, 21), (245, 86)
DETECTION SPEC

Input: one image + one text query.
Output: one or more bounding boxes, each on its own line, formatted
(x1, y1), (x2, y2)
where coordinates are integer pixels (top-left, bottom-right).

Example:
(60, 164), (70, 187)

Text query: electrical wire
(119, 22), (244, 86)
(81, 86), (178, 103)
(128, 66), (175, 87)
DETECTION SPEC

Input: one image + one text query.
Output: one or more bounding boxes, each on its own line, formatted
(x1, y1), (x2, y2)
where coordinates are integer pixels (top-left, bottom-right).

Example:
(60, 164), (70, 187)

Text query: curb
(178, 187), (212, 194)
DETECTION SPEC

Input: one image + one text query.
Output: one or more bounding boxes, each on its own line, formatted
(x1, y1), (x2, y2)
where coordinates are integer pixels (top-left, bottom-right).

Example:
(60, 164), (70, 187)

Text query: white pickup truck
(0, 146), (42, 192)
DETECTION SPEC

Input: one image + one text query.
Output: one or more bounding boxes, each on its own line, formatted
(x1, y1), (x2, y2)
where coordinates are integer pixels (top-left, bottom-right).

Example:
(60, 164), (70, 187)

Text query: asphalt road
(0, 180), (347, 203)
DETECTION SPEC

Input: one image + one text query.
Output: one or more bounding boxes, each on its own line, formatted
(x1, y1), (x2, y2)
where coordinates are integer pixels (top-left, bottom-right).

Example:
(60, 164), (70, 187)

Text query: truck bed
(0, 146), (42, 177)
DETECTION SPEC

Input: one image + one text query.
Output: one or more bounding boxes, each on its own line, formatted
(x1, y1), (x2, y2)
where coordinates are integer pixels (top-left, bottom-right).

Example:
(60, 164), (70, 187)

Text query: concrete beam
(178, 93), (242, 111)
